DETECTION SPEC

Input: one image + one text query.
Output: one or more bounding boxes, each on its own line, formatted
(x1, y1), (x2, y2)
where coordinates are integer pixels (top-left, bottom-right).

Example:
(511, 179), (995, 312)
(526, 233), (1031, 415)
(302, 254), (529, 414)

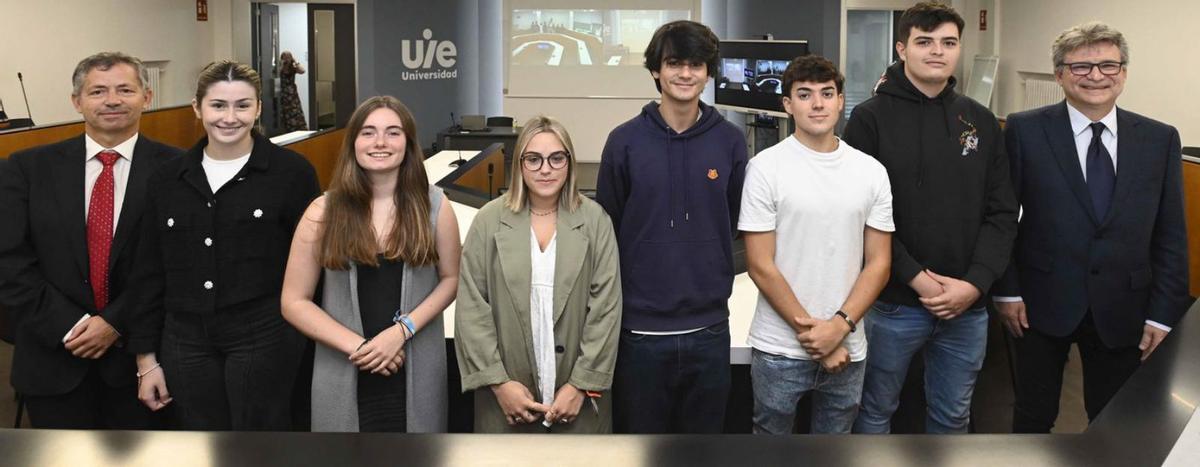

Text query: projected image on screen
(512, 9), (690, 66)
(719, 58), (789, 94)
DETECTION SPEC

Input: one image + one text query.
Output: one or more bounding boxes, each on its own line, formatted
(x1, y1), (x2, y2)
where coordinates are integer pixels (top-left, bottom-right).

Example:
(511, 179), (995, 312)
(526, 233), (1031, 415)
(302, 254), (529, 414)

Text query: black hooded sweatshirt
(842, 61), (1018, 308)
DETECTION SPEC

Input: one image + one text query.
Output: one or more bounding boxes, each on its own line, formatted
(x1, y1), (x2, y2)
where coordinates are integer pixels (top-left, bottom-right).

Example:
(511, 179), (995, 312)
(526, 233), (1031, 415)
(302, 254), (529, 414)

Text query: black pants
(160, 305), (303, 430)
(612, 321), (731, 433)
(1011, 312), (1141, 433)
(24, 365), (158, 429)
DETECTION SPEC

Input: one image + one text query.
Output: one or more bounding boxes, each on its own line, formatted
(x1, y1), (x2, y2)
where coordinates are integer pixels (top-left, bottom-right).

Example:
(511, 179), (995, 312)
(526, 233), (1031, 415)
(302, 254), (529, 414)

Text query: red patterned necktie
(87, 150), (121, 310)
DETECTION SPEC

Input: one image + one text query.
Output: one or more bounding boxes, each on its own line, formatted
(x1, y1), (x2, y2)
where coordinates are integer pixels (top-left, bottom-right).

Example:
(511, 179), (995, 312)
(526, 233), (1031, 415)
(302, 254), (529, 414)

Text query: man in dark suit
(0, 52), (181, 428)
(995, 22), (1190, 433)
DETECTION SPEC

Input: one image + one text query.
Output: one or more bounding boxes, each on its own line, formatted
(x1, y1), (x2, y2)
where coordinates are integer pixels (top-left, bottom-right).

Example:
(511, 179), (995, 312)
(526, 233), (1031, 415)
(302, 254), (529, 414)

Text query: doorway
(844, 9), (902, 122)
(308, 3), (356, 131)
(251, 3), (282, 135)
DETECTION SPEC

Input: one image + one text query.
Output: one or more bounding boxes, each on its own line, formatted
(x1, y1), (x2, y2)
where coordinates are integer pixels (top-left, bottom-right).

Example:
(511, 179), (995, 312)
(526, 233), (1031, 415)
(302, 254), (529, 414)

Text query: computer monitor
(715, 40), (810, 117)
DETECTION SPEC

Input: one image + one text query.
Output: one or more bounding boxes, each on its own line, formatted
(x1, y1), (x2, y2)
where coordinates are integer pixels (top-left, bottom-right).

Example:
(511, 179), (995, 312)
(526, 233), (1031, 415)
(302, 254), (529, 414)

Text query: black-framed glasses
(1061, 61), (1125, 76)
(521, 151), (570, 171)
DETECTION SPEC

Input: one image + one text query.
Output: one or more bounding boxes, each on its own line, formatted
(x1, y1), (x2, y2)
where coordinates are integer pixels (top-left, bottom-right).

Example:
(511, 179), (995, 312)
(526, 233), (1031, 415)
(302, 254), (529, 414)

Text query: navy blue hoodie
(597, 101), (748, 331)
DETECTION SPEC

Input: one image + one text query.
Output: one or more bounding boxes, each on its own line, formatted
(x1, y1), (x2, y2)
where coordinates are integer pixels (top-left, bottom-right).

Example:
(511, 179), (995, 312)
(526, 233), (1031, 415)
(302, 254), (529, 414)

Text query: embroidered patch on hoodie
(707, 168), (719, 180)
(958, 115), (979, 156)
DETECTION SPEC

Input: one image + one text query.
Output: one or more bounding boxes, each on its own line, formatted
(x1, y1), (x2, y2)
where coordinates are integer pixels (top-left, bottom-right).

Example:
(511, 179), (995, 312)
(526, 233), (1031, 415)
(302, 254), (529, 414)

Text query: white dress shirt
(994, 104), (1169, 332)
(83, 133), (138, 234)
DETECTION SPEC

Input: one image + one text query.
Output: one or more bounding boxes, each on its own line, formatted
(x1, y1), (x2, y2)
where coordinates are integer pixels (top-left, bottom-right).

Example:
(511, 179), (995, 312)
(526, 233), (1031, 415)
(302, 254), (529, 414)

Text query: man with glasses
(597, 20), (748, 433)
(995, 21), (1189, 432)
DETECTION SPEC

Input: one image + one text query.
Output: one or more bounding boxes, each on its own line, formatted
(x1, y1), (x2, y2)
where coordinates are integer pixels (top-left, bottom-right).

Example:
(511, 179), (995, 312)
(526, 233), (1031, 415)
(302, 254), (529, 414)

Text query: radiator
(146, 66), (163, 110)
(1022, 77), (1064, 110)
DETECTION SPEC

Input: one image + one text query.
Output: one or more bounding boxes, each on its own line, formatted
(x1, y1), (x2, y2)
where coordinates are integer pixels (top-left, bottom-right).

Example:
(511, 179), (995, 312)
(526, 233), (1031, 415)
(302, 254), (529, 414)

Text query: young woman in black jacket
(128, 61), (320, 430)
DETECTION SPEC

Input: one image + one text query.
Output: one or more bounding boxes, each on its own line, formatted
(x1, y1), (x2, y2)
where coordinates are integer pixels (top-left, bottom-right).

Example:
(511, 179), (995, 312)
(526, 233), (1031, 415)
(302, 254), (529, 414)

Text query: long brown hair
(320, 96), (437, 269)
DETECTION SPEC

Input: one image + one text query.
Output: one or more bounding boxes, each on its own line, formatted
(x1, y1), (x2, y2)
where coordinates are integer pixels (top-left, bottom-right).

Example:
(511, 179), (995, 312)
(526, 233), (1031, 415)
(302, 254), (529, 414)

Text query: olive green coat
(455, 196), (622, 433)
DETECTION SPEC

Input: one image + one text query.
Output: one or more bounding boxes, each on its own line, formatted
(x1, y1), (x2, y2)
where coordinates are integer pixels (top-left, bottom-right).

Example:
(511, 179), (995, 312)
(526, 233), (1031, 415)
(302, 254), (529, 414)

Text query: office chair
(486, 116), (514, 128)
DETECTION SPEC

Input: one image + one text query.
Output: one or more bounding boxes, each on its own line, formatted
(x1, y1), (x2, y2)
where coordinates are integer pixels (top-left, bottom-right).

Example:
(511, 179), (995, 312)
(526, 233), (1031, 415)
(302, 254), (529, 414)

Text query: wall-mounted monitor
(715, 40), (810, 117)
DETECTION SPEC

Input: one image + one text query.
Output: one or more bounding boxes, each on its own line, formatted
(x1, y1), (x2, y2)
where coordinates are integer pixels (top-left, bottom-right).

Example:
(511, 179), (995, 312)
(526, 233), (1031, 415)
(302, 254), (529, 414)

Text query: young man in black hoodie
(843, 3), (1017, 434)
(597, 20), (748, 433)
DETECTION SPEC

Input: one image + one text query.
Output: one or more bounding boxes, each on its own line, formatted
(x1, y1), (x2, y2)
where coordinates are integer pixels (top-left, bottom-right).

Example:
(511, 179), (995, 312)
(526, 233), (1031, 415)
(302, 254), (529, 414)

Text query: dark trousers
(24, 365), (158, 429)
(613, 320), (731, 433)
(1012, 312), (1141, 433)
(160, 305), (303, 430)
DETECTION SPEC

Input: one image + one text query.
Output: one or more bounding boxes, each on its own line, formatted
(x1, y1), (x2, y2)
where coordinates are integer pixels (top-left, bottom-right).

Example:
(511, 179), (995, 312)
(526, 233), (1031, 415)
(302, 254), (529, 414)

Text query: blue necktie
(1086, 122), (1115, 220)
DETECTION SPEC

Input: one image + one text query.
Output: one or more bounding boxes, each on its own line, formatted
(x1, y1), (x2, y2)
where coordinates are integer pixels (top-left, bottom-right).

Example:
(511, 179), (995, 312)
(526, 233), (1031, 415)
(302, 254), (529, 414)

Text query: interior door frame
(307, 3), (356, 130)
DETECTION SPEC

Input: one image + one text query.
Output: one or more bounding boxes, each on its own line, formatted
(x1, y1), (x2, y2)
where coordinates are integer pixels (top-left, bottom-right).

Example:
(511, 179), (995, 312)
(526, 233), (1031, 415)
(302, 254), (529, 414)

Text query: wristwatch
(835, 310), (857, 333)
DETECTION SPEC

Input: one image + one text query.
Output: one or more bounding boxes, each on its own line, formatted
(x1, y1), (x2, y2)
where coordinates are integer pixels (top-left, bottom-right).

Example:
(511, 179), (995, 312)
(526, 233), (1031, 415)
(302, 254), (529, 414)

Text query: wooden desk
(1182, 157), (1200, 296)
(0, 105), (203, 158)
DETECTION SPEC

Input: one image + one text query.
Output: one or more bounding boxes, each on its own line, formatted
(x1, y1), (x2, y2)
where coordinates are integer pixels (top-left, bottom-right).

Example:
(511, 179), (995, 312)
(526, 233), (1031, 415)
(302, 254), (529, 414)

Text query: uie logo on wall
(402, 29), (458, 81)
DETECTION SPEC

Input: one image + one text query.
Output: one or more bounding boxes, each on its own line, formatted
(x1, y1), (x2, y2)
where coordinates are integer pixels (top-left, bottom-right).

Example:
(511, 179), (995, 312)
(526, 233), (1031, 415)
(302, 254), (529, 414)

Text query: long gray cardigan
(311, 187), (448, 432)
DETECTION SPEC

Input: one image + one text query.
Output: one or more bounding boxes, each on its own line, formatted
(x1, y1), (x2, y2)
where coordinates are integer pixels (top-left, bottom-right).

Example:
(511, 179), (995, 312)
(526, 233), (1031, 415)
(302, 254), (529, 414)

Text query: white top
(83, 133), (138, 233)
(202, 150), (251, 192)
(738, 136), (894, 361)
(530, 228), (558, 406)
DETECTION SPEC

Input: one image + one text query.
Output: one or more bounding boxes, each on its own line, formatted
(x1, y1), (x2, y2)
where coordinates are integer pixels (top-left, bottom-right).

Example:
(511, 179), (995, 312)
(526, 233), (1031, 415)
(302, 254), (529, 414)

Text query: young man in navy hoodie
(597, 20), (748, 434)
(843, 3), (1017, 434)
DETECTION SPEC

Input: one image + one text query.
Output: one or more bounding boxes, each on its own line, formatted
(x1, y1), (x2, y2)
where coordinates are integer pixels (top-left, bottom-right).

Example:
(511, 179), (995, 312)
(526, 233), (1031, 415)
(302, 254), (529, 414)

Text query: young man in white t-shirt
(739, 55), (894, 434)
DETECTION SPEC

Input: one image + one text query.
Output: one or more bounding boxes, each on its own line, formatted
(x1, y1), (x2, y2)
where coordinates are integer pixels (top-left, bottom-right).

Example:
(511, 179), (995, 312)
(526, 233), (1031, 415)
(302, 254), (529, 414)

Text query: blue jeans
(854, 301), (988, 434)
(613, 321), (731, 433)
(751, 349), (865, 434)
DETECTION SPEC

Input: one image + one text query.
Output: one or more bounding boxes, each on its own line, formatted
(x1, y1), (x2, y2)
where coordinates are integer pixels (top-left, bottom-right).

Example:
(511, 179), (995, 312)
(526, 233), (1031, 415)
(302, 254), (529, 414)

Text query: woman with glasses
(455, 116), (622, 433)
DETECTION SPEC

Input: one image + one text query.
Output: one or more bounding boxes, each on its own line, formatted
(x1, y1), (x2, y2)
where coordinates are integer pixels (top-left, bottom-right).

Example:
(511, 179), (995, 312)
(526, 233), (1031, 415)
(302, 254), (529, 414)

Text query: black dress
(280, 60), (307, 131)
(355, 256), (407, 432)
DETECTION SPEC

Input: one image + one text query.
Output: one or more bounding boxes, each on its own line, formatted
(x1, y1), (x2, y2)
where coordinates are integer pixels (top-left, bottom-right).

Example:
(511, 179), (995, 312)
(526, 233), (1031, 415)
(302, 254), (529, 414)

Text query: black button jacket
(127, 133), (320, 354)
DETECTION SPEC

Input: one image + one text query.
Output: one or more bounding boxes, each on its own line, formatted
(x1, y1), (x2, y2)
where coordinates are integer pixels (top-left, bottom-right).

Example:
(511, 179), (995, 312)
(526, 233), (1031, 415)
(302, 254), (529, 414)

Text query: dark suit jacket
(0, 134), (180, 396)
(996, 102), (1190, 348)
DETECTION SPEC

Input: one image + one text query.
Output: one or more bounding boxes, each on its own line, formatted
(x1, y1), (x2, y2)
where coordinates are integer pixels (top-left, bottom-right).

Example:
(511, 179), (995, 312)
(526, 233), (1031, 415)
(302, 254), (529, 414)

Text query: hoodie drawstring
(682, 136), (690, 223)
(917, 99), (926, 188)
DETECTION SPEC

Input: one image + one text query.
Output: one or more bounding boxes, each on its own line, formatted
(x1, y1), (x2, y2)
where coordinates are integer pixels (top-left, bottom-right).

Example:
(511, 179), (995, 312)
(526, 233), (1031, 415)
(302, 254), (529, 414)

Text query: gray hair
(1051, 22), (1129, 68)
(71, 52), (150, 96)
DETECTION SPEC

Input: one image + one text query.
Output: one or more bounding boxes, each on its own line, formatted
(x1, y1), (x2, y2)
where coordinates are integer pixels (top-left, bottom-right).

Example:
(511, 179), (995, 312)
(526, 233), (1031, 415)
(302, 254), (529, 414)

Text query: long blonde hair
(504, 115), (582, 212)
(320, 96), (437, 269)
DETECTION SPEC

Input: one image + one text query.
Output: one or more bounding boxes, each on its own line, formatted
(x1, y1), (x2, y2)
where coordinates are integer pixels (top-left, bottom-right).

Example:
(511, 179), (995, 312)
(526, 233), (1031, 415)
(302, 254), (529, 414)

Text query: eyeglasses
(521, 151), (570, 171)
(1061, 61), (1125, 76)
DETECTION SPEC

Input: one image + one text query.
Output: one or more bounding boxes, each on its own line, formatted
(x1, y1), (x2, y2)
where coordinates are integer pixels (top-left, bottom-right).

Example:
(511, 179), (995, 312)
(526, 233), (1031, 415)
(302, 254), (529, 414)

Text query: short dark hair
(897, 2), (965, 44)
(643, 20), (720, 92)
(781, 55), (844, 98)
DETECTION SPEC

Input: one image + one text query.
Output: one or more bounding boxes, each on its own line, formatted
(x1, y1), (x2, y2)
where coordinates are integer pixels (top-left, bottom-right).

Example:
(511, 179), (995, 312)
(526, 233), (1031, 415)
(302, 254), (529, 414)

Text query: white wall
(276, 3), (311, 122)
(0, 0), (231, 125)
(953, 0), (998, 102)
(996, 0), (1199, 145)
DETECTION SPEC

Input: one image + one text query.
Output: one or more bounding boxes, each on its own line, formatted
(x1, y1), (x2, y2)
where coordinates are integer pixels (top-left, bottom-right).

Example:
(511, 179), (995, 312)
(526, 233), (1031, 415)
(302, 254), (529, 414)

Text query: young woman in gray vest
(280, 96), (460, 432)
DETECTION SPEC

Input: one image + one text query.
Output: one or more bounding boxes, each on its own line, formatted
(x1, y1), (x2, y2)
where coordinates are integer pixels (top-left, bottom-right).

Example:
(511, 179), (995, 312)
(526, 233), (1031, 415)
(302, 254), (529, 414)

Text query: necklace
(530, 207), (557, 217)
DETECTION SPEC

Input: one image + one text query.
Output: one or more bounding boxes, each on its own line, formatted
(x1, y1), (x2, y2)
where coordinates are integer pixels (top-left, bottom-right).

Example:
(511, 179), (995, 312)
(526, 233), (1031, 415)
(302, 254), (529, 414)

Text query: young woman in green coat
(455, 116), (622, 433)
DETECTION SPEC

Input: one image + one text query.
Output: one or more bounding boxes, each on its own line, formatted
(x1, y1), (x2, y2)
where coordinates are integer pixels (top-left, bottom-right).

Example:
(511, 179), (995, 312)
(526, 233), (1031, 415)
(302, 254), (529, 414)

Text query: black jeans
(24, 365), (159, 429)
(1012, 312), (1141, 433)
(160, 304), (303, 430)
(613, 320), (731, 433)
